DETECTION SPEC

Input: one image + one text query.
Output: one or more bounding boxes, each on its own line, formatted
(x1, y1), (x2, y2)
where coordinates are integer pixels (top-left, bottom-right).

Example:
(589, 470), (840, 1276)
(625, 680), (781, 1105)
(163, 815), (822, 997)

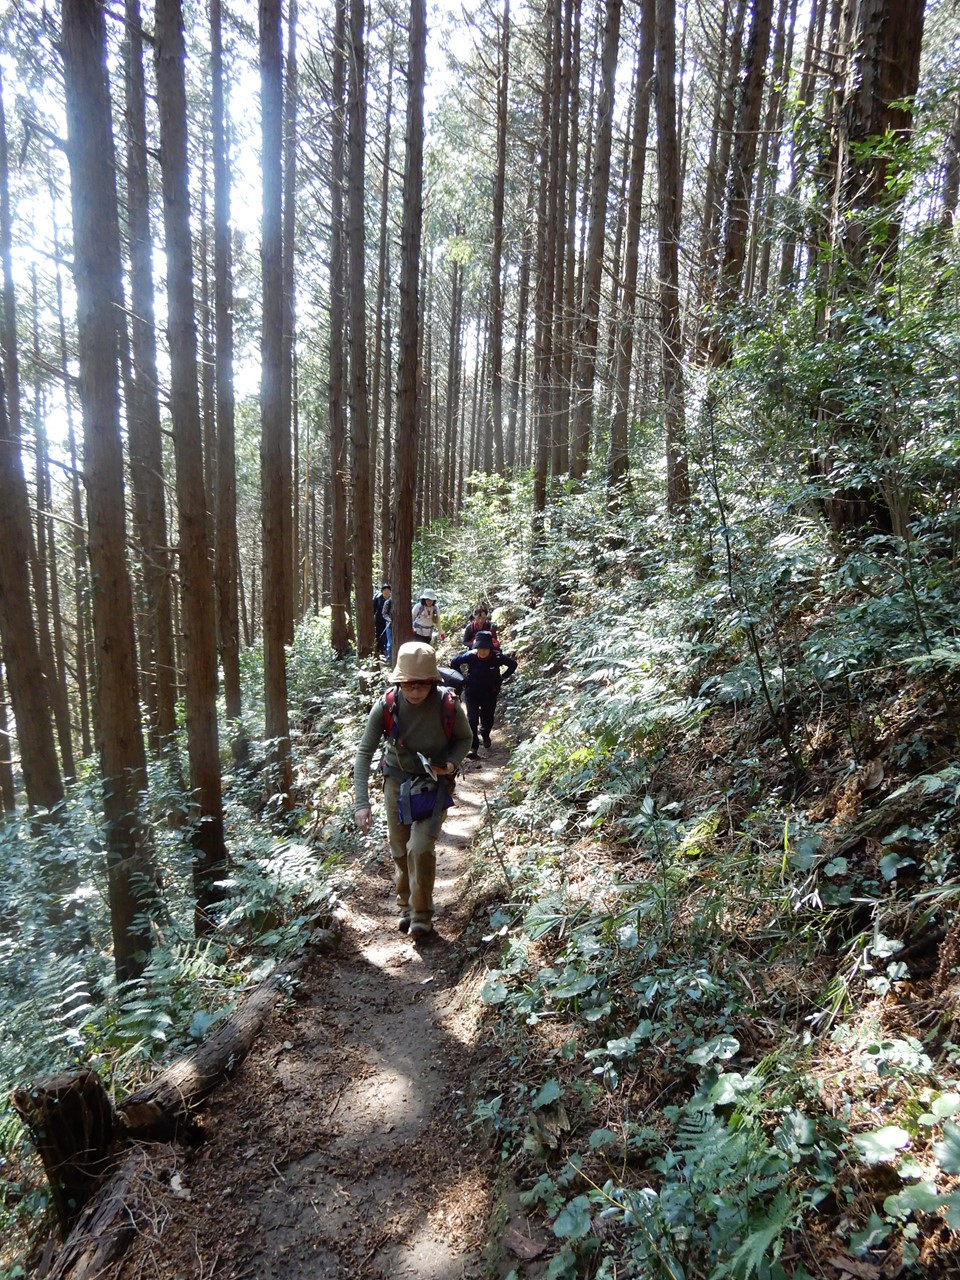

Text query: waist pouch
(398, 776), (454, 825)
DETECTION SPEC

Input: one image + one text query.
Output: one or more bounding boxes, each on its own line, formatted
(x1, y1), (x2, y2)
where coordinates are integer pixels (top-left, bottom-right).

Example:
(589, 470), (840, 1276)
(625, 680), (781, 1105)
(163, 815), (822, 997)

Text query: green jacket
(353, 687), (473, 807)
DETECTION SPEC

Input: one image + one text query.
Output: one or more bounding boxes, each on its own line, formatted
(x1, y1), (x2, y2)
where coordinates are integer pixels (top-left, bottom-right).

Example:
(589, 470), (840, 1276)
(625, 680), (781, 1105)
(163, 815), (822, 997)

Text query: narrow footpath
(112, 739), (508, 1280)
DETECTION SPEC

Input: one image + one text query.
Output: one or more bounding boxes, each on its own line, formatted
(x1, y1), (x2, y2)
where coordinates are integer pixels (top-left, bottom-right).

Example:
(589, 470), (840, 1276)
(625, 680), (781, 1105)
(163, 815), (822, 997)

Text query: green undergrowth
(0, 628), (373, 1274)
(455, 476), (960, 1278)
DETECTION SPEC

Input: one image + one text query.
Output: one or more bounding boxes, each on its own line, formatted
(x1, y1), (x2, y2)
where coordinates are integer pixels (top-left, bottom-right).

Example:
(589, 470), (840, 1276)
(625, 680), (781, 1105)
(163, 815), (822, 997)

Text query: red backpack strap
(382, 686), (401, 743)
(384, 685), (455, 746)
(441, 688), (457, 740)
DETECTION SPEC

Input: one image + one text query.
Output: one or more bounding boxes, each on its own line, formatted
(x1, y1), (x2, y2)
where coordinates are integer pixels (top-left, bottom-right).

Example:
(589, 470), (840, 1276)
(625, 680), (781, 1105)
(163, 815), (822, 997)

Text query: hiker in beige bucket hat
(353, 642), (472, 943)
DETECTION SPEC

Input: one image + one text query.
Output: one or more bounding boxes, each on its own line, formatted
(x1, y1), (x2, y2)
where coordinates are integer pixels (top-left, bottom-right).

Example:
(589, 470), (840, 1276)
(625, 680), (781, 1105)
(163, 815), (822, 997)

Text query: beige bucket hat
(391, 641), (440, 684)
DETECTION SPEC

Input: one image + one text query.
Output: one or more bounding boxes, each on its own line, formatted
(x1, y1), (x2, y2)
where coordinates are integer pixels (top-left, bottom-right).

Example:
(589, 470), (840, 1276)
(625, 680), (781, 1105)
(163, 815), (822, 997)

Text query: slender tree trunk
(281, 0), (298, 645)
(347, 0), (375, 656)
(750, 0), (797, 298)
(62, 0), (156, 980)
(389, 0), (426, 646)
(488, 0), (510, 475)
(569, 0), (622, 479)
(713, 0), (776, 340)
(259, 0), (295, 789)
(123, 0), (178, 754)
(0, 65), (65, 816)
(655, 0), (689, 511)
(372, 32), (394, 577)
(155, 0), (228, 924)
(328, 0), (351, 657)
(779, 0), (828, 287)
(51, 211), (93, 759)
(532, 0), (561, 514)
(210, 0), (244, 761)
(0, 657), (14, 813)
(609, 7), (655, 492)
(30, 275), (76, 782)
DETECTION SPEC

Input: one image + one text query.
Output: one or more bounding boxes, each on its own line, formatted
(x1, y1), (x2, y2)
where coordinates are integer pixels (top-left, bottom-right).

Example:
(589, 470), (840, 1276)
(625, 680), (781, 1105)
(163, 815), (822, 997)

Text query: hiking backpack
(382, 683), (459, 747)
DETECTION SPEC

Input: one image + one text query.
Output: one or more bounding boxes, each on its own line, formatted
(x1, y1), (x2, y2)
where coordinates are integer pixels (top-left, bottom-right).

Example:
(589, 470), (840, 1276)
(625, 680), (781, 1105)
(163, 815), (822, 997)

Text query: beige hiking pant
(382, 776), (446, 926)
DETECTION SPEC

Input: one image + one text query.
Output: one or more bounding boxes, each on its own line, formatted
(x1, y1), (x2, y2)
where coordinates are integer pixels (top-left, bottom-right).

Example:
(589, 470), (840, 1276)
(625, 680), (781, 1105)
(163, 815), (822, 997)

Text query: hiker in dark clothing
(449, 630), (517, 757)
(462, 605), (499, 650)
(373, 583), (391, 656)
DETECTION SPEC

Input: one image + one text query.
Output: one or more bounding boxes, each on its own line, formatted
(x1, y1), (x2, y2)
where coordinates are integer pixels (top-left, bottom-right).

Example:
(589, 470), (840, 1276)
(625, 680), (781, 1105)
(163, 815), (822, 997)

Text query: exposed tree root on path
(107, 740), (511, 1280)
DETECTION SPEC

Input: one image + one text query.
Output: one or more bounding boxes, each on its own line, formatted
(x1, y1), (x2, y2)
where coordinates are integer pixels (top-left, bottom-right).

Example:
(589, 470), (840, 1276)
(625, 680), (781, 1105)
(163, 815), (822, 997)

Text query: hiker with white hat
(411, 588), (441, 644)
(353, 641), (472, 942)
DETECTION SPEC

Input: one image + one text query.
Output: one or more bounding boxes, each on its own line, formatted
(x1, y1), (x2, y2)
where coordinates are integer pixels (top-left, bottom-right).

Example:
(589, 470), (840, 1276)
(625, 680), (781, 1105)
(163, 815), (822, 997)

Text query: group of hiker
(355, 590), (518, 944)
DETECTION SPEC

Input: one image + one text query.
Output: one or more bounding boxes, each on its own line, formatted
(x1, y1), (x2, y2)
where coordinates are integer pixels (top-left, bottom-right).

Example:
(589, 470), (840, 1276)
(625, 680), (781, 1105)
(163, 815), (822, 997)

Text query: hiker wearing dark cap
(354, 641), (472, 941)
(449, 631), (517, 757)
(373, 583), (391, 656)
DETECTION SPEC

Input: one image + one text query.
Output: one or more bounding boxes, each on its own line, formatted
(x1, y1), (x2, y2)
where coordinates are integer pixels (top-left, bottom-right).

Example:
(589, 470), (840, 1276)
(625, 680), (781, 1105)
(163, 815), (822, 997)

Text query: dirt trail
(113, 742), (507, 1280)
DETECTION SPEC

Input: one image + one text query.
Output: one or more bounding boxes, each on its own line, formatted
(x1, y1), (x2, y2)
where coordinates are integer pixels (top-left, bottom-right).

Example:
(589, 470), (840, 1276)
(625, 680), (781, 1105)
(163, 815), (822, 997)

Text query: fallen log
(13, 918), (341, 1255)
(45, 1145), (176, 1280)
(118, 930), (339, 1141)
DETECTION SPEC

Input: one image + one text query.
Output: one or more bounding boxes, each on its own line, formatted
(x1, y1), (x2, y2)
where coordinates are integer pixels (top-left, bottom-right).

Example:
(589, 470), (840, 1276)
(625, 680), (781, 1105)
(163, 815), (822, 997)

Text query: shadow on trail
(115, 745), (509, 1280)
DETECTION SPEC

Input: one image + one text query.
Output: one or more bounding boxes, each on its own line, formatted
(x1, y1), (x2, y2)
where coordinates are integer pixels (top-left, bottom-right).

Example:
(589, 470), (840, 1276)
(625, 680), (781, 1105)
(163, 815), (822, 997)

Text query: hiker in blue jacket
(449, 630), (517, 758)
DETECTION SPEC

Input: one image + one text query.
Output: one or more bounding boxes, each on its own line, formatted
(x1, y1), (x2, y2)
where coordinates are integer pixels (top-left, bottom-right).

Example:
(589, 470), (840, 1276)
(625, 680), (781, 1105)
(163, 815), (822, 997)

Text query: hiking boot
(397, 915), (411, 933)
(410, 921), (435, 944)
(467, 749), (479, 759)
(482, 732), (492, 749)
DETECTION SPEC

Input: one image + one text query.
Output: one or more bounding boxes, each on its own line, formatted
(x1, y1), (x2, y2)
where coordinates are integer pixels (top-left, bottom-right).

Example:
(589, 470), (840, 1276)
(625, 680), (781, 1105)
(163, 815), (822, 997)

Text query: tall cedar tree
(123, 0), (178, 752)
(281, 0), (297, 642)
(488, 0), (509, 475)
(570, 0), (622, 479)
(609, 5), (655, 491)
(348, 0), (375, 655)
(389, 0), (427, 641)
(260, 0), (294, 789)
(61, 0), (156, 980)
(155, 0), (228, 927)
(655, 0), (689, 511)
(328, 0), (351, 656)
(0, 65), (64, 815)
(211, 0), (244, 758)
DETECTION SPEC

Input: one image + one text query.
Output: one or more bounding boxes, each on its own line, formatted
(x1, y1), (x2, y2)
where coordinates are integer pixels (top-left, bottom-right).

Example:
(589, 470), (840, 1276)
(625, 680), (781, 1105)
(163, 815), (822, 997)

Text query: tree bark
(347, 0), (375, 656)
(123, 0), (178, 753)
(389, 0), (427, 647)
(488, 0), (510, 476)
(259, 0), (294, 789)
(328, 0), (351, 657)
(655, 0), (689, 512)
(281, 0), (298, 645)
(609, 5), (655, 491)
(155, 0), (228, 921)
(61, 0), (156, 981)
(210, 0), (244, 761)
(569, 0), (622, 480)
(0, 65), (64, 816)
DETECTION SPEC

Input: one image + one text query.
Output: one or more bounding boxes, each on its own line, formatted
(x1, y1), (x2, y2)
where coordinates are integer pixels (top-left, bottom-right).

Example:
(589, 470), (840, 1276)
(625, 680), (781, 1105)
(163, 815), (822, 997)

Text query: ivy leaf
(942, 1191), (960, 1230)
(589, 1127), (617, 1149)
(883, 1182), (941, 1219)
(919, 1092), (960, 1126)
(933, 1120), (960, 1173)
(481, 975), (508, 1005)
(532, 1079), (562, 1109)
(853, 1125), (910, 1164)
(553, 1195), (592, 1240)
(687, 1033), (740, 1066)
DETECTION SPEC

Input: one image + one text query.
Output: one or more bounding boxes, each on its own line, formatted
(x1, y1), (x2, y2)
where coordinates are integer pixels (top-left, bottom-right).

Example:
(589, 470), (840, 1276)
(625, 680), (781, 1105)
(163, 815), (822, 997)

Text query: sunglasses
(404, 679), (435, 689)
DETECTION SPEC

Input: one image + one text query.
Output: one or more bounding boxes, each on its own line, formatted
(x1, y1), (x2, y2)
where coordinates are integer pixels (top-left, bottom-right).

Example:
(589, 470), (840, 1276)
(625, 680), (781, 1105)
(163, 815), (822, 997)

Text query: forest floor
(108, 733), (520, 1280)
